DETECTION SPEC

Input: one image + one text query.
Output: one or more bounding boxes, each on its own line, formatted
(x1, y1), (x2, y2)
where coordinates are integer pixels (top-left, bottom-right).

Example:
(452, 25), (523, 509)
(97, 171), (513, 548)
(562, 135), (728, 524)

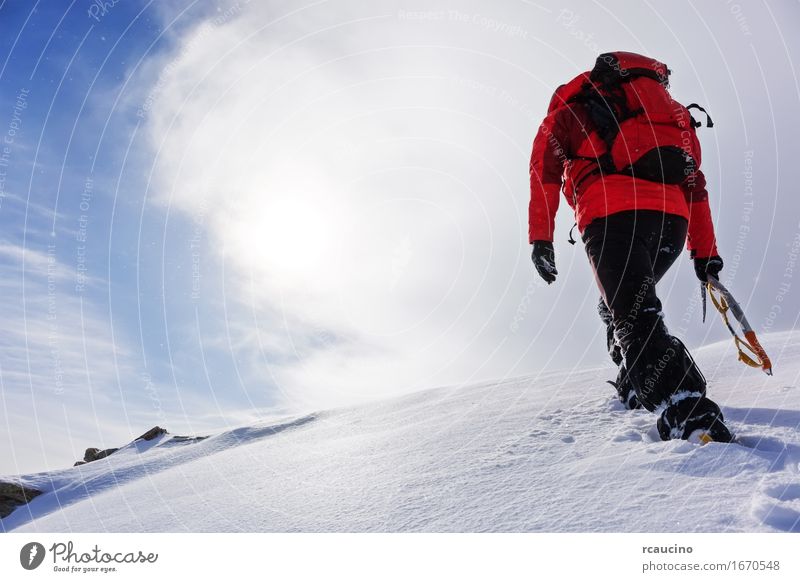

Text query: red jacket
(528, 73), (719, 258)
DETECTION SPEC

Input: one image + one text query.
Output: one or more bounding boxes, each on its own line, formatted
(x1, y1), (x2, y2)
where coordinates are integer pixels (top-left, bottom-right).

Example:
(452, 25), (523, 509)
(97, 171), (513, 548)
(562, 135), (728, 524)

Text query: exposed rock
(74, 427), (167, 466)
(83, 447), (120, 463)
(0, 481), (43, 519)
(136, 426), (167, 442)
(73, 426), (204, 467)
(96, 448), (118, 460)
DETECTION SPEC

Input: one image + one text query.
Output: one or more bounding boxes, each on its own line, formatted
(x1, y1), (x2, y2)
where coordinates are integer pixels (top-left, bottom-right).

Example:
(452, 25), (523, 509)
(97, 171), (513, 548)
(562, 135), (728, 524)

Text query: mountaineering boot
(608, 365), (641, 410)
(656, 396), (733, 443)
(652, 338), (732, 443)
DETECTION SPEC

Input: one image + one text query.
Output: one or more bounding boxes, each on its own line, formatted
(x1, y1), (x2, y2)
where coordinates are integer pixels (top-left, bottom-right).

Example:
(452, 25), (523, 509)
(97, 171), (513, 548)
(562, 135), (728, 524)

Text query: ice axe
(701, 276), (773, 375)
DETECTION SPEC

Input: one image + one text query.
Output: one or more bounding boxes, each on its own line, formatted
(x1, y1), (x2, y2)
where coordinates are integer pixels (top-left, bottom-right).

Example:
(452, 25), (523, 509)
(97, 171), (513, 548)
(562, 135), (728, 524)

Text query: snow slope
(3, 331), (800, 533)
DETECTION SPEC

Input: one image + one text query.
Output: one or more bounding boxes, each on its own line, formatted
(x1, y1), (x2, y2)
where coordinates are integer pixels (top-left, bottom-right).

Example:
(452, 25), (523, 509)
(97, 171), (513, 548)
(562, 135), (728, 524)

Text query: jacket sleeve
(529, 110), (569, 243)
(682, 169), (719, 258)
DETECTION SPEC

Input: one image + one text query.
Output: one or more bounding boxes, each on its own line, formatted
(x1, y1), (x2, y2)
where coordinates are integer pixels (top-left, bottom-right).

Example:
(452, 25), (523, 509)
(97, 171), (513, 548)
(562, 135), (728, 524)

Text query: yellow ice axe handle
(706, 278), (773, 376)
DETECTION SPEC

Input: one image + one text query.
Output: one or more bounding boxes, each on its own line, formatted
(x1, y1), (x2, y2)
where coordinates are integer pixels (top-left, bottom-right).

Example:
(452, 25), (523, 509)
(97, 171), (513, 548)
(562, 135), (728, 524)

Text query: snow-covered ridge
(2, 332), (799, 533)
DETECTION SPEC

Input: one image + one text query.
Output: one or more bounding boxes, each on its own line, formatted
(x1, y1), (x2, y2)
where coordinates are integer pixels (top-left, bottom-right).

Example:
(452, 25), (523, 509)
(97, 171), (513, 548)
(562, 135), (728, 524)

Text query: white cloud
(132, 0), (571, 409)
(0, 242), (70, 280)
(132, 0), (800, 411)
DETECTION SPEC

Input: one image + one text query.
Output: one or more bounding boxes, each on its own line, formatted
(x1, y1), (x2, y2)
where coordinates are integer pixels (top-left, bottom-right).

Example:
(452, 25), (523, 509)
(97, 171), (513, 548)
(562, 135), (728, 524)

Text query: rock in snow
(0, 481), (42, 519)
(1, 332), (799, 533)
(72, 426), (173, 467)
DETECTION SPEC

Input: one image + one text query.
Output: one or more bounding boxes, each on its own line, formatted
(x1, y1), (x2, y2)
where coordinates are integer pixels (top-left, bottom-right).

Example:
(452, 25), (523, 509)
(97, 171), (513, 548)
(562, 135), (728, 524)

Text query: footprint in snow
(752, 481), (800, 532)
(763, 483), (800, 502)
(612, 429), (642, 443)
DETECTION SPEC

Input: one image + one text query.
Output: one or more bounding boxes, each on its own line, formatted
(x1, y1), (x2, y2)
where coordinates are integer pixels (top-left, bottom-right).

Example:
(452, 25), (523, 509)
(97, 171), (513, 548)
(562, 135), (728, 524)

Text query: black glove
(531, 240), (557, 284)
(693, 255), (723, 282)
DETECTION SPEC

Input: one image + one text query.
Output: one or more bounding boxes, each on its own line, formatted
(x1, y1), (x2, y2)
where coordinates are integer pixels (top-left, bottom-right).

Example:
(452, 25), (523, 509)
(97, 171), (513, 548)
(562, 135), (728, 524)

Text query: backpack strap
(685, 103), (714, 128)
(568, 82), (642, 177)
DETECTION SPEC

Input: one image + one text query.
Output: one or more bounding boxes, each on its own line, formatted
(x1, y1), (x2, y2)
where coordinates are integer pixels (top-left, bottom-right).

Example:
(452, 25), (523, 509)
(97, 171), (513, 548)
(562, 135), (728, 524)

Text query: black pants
(582, 210), (725, 439)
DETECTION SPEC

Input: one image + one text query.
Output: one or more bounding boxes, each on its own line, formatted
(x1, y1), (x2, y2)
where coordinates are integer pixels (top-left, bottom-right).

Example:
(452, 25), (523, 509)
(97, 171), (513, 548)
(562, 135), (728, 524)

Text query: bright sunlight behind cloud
(135, 1), (554, 408)
(131, 0), (800, 411)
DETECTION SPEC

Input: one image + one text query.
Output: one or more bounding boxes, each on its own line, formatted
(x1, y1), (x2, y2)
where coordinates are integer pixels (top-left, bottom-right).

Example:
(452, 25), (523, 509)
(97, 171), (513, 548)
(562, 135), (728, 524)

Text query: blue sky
(1, 0), (799, 474)
(0, 1), (261, 473)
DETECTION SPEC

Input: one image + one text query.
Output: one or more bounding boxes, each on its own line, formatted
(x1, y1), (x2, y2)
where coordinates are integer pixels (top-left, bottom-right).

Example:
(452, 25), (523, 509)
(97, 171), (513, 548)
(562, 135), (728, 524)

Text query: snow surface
(3, 331), (800, 533)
